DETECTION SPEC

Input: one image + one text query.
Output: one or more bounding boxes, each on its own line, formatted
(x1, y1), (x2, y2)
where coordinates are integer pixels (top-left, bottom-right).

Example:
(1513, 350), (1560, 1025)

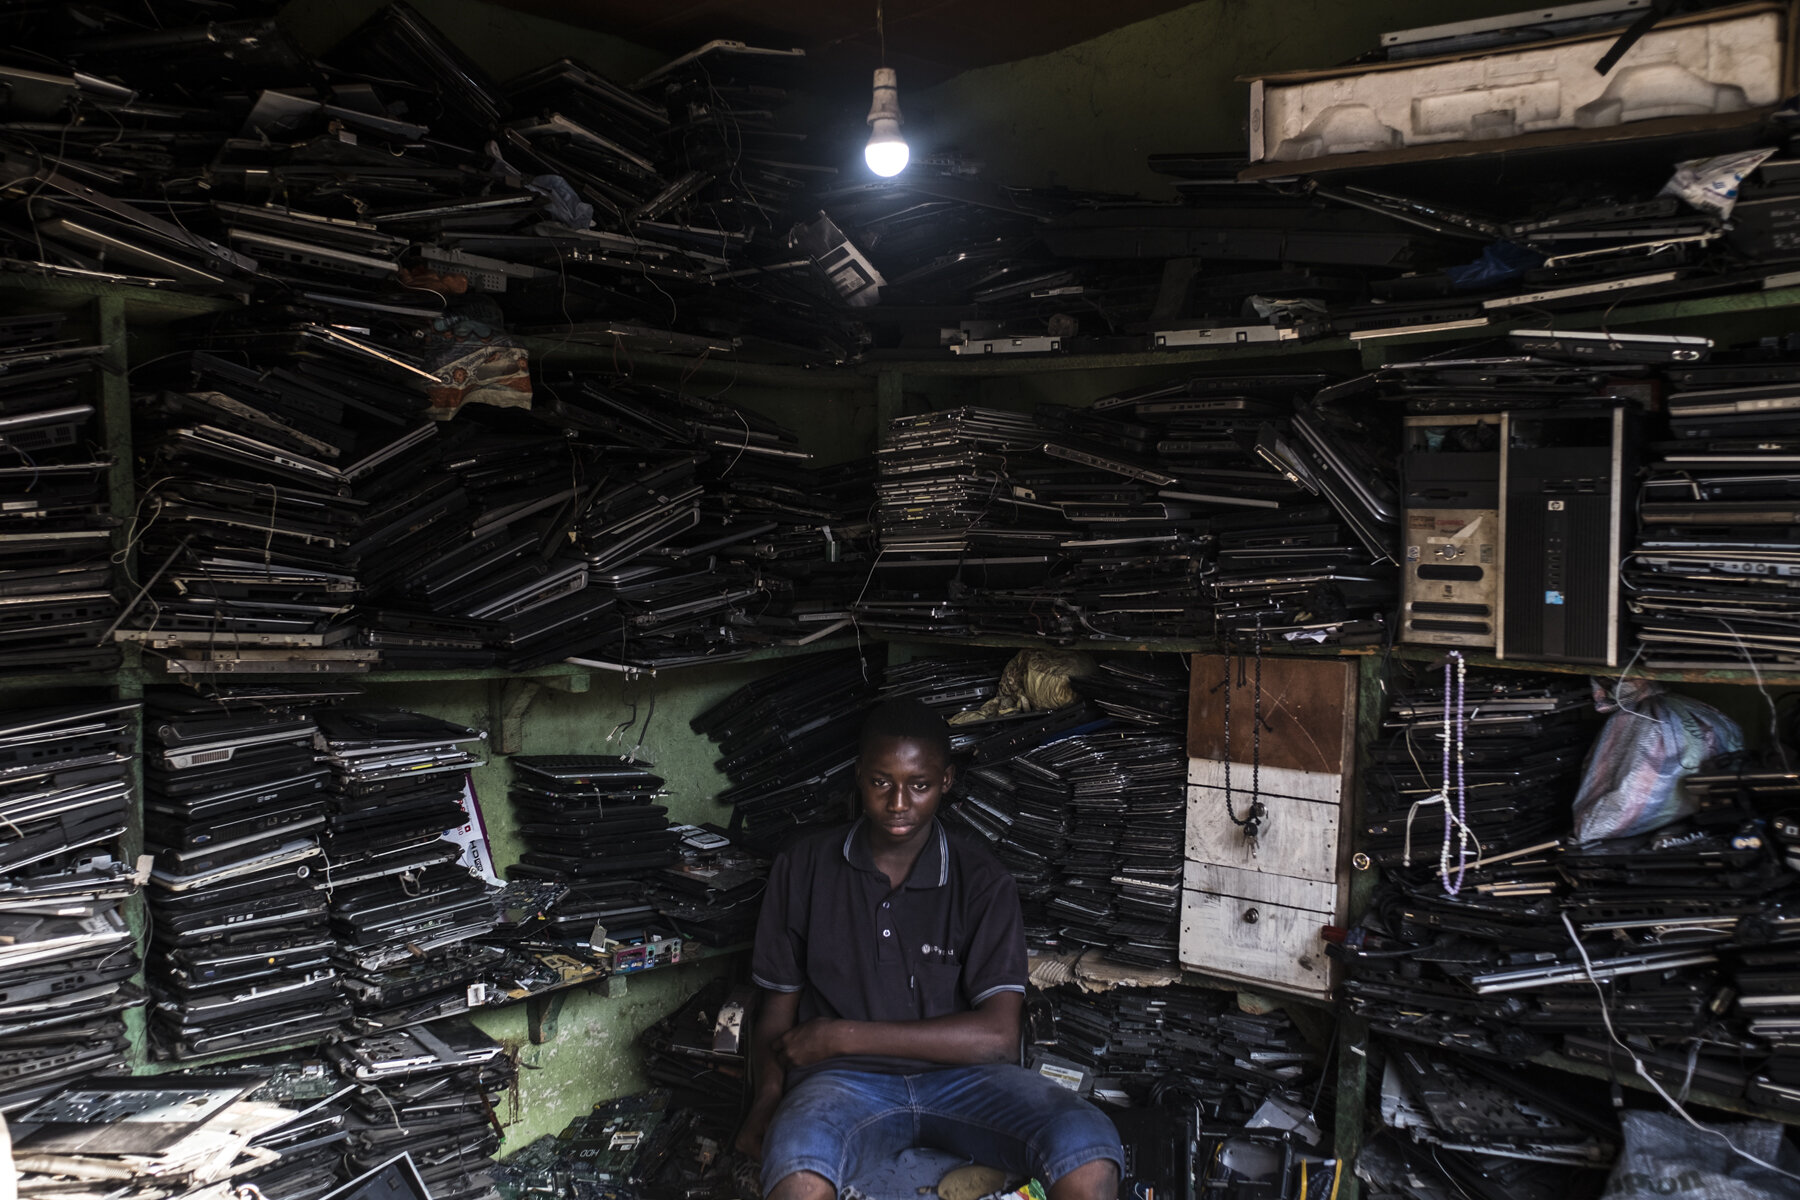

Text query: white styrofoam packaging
(1247, 2), (1790, 165)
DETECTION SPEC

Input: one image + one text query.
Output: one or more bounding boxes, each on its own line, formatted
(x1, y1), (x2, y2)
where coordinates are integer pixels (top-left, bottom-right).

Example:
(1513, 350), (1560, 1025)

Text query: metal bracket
(527, 989), (569, 1044)
(493, 674), (591, 754)
(496, 679), (540, 756)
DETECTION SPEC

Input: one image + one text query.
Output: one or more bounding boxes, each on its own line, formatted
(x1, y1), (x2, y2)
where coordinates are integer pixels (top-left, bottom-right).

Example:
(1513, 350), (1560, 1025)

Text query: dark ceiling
(483, 0), (1199, 89)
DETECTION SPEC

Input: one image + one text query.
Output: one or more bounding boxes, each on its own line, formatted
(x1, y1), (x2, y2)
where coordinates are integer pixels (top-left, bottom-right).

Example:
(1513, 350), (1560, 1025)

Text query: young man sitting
(737, 698), (1123, 1200)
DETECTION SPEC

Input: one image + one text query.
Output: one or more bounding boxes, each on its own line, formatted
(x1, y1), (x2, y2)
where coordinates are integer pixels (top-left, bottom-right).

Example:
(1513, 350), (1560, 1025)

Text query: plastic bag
(1604, 1110), (1800, 1200)
(1662, 148), (1776, 219)
(1570, 677), (1742, 843)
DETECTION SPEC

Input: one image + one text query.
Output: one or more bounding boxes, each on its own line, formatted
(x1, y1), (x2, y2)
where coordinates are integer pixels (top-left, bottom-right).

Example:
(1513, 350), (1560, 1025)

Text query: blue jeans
(761, 1064), (1123, 1195)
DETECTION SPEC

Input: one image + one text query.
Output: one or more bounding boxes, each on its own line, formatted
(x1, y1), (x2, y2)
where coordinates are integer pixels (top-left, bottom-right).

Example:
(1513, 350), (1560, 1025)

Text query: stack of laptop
(940, 689), (1183, 963)
(0, 701), (142, 1110)
(127, 340), (437, 674)
(1042, 982), (1322, 1119)
(0, 1), (858, 359)
(646, 830), (770, 946)
(1077, 663), (1191, 967)
(877, 653), (1008, 726)
(1072, 657), (1190, 726)
(692, 651), (881, 854)
(1743, 927), (1800, 1112)
(505, 755), (679, 882)
(1625, 345), (1800, 669)
(0, 315), (120, 676)
(218, 1064), (361, 1200)
(944, 704), (1109, 950)
(7, 1073), (360, 1200)
(129, 346), (871, 673)
(143, 686), (350, 1061)
(313, 710), (499, 1032)
(950, 753), (1067, 947)
(861, 382), (1396, 648)
(632, 983), (757, 1191)
(328, 1016), (514, 1200)
(702, 452), (877, 648)
(1361, 670), (1595, 869)
(1340, 704), (1796, 1089)
(1375, 1039), (1616, 1199)
(1685, 758), (1800, 1110)
(537, 376), (872, 671)
(1037, 730), (1186, 961)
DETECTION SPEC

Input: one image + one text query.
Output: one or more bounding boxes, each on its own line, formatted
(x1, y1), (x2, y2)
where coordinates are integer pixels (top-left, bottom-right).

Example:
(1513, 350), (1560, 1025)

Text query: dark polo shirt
(751, 816), (1027, 1077)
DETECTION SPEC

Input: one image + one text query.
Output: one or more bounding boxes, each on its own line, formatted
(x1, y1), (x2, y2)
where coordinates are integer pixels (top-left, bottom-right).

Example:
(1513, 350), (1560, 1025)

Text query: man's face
(856, 735), (954, 849)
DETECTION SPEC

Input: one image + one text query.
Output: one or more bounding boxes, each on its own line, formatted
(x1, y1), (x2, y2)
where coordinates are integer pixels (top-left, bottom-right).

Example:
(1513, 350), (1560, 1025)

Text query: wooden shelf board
(73, 637), (864, 689)
(888, 631), (1377, 657)
(515, 332), (869, 391)
(0, 272), (238, 322)
(6, 264), (1800, 377)
(856, 340), (1363, 376)
(0, 670), (126, 692)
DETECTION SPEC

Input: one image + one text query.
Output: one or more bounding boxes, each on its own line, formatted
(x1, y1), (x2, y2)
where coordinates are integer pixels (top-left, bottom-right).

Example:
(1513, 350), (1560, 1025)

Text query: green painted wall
(912, 0), (1542, 199)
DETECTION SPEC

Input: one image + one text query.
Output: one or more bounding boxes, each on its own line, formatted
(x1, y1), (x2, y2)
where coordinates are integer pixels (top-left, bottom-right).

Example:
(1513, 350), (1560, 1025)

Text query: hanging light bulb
(864, 66), (908, 177)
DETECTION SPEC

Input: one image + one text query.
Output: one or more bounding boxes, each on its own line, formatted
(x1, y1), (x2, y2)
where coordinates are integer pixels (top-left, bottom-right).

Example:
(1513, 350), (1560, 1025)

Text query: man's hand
(770, 1017), (845, 1070)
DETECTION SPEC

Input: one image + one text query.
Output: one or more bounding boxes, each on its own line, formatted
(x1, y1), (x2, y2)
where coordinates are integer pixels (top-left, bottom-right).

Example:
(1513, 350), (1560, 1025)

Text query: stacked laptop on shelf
(1042, 982), (1323, 1121)
(0, 315), (120, 676)
(125, 337), (437, 674)
(0, 0), (856, 356)
(314, 709), (500, 1033)
(947, 718), (1185, 964)
(1625, 342), (1800, 670)
(1368, 1038), (1616, 1200)
(861, 376), (1396, 648)
(142, 686), (350, 1060)
(326, 1016), (514, 1200)
(643, 835), (771, 947)
(1361, 673), (1594, 869)
(1337, 665), (1800, 1109)
(129, 347), (875, 673)
(0, 701), (142, 1110)
(692, 651), (881, 854)
(505, 754), (678, 883)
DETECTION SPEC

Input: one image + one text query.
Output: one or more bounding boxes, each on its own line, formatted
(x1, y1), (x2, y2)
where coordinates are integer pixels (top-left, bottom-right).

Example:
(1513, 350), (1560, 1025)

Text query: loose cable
(1559, 911), (1800, 1184)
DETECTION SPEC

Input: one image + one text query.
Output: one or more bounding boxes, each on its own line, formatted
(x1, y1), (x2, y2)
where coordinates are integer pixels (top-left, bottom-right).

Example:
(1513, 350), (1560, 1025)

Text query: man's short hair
(859, 697), (952, 766)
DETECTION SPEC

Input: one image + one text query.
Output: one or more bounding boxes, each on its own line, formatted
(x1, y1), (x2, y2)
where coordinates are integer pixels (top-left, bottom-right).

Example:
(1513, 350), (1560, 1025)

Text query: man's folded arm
(771, 989), (1023, 1070)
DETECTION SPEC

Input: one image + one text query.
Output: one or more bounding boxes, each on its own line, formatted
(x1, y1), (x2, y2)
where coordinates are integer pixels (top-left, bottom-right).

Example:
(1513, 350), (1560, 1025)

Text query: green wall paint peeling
(481, 960), (733, 1149)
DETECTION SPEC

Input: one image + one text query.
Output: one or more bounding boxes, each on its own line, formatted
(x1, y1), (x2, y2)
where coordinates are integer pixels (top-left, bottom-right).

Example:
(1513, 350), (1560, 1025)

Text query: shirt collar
(842, 817), (949, 889)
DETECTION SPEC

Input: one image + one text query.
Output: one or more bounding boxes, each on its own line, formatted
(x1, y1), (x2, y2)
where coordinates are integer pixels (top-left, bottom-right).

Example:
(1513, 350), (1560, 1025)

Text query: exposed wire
(1717, 618), (1793, 772)
(1560, 911), (1800, 1184)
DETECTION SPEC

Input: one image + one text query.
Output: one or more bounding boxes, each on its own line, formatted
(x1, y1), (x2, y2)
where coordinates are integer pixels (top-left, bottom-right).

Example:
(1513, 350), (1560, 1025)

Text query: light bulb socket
(866, 66), (902, 127)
